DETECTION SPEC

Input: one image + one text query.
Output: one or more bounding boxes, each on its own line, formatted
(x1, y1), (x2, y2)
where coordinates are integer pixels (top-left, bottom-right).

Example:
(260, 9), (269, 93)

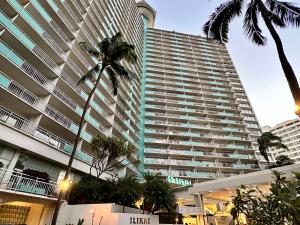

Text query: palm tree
(257, 132), (288, 168)
(115, 175), (142, 213)
(271, 154), (294, 168)
(51, 32), (137, 225)
(143, 172), (176, 214)
(204, 0), (300, 112)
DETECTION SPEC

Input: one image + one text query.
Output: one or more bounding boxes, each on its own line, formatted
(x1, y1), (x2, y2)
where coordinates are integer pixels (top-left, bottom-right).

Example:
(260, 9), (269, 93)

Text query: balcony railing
(0, 168), (58, 198)
(176, 206), (203, 215)
(0, 106), (94, 164)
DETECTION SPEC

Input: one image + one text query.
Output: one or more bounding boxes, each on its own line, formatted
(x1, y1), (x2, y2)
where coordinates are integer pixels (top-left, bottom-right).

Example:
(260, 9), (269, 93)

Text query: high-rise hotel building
(0, 0), (261, 220)
(142, 28), (261, 183)
(0, 0), (144, 184)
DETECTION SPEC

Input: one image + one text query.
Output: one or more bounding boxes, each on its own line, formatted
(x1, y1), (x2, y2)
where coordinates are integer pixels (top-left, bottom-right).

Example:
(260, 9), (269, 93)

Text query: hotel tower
(0, 0), (261, 222)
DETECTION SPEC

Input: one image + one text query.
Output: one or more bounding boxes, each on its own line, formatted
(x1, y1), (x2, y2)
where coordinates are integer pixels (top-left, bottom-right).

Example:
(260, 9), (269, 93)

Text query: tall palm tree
(51, 32), (137, 225)
(143, 172), (176, 214)
(257, 132), (287, 167)
(204, 0), (300, 112)
(115, 175), (142, 213)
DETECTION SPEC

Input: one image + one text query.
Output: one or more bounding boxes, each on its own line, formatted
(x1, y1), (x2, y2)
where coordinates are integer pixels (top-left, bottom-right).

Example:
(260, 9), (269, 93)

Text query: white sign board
(57, 203), (160, 225)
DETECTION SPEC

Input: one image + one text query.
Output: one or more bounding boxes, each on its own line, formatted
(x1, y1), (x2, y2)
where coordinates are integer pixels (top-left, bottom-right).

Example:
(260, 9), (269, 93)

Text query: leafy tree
(69, 175), (142, 212)
(142, 172), (176, 214)
(51, 32), (137, 225)
(204, 0), (300, 110)
(68, 175), (117, 204)
(270, 155), (295, 168)
(230, 171), (300, 225)
(69, 173), (176, 215)
(89, 135), (137, 178)
(257, 132), (287, 168)
(115, 175), (142, 212)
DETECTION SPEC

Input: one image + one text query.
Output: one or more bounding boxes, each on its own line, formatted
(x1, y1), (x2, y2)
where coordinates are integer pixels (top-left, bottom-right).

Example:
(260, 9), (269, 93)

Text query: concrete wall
(57, 203), (159, 225)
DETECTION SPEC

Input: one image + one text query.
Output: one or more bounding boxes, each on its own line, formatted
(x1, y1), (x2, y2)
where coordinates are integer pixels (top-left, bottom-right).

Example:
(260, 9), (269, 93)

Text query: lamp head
(59, 179), (70, 192)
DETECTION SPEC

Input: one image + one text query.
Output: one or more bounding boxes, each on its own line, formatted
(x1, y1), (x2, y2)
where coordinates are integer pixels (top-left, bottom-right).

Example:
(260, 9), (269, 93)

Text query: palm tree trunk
(259, 2), (300, 107)
(51, 66), (105, 225)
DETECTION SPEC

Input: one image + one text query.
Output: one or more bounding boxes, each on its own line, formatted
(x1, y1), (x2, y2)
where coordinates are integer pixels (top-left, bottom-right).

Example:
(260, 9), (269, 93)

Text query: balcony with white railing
(0, 106), (94, 164)
(0, 168), (58, 199)
(176, 206), (203, 215)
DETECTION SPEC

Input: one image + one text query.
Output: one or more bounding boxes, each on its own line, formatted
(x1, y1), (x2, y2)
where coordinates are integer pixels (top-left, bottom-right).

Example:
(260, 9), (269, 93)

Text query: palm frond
(79, 42), (101, 58)
(267, 10), (286, 27)
(203, 0), (244, 43)
(110, 32), (124, 45)
(76, 64), (101, 86)
(269, 142), (288, 149)
(259, 146), (269, 162)
(106, 67), (120, 95)
(110, 43), (138, 64)
(266, 0), (300, 27)
(111, 62), (136, 81)
(98, 38), (110, 56)
(243, 1), (267, 45)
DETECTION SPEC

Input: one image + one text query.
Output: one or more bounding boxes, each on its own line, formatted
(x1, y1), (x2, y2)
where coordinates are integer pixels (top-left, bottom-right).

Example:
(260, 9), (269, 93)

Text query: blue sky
(146, 0), (300, 127)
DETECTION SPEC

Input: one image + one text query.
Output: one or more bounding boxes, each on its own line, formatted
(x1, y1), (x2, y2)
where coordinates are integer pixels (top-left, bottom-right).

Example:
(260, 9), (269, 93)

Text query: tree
(69, 175), (142, 213)
(69, 175), (118, 204)
(230, 171), (300, 225)
(51, 32), (137, 225)
(115, 175), (142, 212)
(257, 132), (287, 168)
(270, 155), (295, 168)
(142, 172), (176, 214)
(89, 135), (138, 178)
(203, 0), (300, 112)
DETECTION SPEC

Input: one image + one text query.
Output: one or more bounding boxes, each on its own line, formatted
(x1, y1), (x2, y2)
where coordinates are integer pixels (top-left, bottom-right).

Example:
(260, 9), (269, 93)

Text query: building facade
(142, 28), (261, 183)
(0, 0), (262, 223)
(0, 0), (144, 181)
(263, 118), (300, 162)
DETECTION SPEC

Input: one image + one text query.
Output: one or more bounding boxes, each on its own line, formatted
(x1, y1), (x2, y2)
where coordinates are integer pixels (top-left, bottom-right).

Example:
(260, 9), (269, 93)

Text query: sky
(146, 0), (300, 127)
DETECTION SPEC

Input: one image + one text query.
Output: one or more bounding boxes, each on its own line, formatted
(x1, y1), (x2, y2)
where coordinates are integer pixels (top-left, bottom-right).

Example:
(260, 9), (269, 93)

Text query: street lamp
(99, 214), (105, 225)
(90, 209), (95, 225)
(295, 105), (300, 116)
(59, 179), (71, 192)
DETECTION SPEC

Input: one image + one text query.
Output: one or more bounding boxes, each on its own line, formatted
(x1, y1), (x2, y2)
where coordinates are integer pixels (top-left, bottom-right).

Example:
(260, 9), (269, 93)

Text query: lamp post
(90, 209), (95, 225)
(52, 179), (70, 225)
(99, 214), (105, 225)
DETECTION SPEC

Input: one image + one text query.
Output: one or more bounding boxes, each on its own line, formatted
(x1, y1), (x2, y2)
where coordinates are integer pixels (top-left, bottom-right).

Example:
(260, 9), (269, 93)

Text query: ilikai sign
(130, 217), (151, 224)
(166, 176), (192, 186)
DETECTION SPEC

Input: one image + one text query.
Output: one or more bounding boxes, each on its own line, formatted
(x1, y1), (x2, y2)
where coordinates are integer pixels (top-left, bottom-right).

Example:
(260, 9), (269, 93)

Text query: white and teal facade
(142, 28), (261, 183)
(0, 0), (261, 222)
(0, 1), (144, 218)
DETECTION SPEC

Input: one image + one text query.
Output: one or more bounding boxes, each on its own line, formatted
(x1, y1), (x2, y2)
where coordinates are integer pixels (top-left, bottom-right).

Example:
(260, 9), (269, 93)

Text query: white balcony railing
(0, 106), (94, 164)
(176, 206), (203, 215)
(0, 168), (58, 198)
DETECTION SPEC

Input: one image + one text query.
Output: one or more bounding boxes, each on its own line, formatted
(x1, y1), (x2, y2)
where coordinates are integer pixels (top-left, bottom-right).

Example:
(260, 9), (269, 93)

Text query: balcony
(176, 206), (203, 215)
(0, 168), (58, 199)
(0, 106), (94, 164)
